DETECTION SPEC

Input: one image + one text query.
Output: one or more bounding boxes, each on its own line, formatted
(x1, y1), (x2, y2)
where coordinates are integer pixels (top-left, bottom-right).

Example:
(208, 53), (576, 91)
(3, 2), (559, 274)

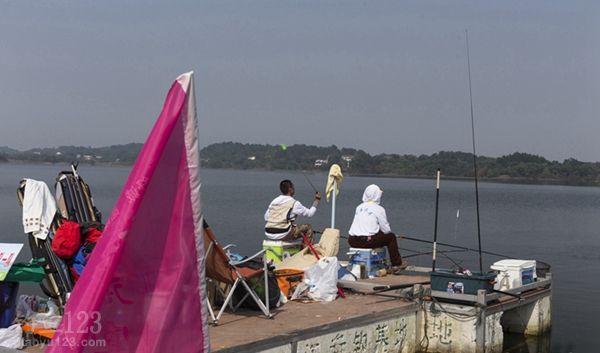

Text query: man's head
(280, 179), (295, 196)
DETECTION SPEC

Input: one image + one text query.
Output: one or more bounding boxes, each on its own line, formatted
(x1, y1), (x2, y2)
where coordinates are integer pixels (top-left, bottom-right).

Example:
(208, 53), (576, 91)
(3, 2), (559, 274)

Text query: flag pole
(331, 180), (336, 228)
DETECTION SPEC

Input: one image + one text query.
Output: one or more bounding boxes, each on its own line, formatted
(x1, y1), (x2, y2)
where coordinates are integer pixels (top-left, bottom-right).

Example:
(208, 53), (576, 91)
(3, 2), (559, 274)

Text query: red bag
(84, 227), (102, 243)
(51, 221), (82, 259)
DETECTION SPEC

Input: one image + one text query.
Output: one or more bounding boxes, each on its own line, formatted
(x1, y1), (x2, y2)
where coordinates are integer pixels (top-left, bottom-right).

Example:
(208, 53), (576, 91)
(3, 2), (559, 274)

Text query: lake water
(1, 163), (599, 352)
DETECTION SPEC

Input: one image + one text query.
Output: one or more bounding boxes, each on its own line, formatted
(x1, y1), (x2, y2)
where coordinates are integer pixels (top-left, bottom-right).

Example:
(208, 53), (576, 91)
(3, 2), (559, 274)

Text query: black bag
(232, 260), (279, 311)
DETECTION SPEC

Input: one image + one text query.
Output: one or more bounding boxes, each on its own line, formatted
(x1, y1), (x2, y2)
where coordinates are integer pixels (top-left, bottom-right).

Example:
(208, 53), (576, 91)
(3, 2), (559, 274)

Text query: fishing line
(465, 29), (484, 273)
(402, 248), (467, 259)
(400, 235), (511, 259)
(301, 171), (319, 193)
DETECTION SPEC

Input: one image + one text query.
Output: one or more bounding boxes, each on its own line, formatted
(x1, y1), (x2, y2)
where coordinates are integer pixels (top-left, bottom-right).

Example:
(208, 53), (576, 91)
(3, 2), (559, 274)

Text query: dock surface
(210, 274), (428, 352)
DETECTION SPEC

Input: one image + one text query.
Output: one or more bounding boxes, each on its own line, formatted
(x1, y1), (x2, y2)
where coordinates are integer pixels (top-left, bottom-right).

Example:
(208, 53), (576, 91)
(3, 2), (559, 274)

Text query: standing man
(348, 184), (407, 273)
(265, 179), (321, 241)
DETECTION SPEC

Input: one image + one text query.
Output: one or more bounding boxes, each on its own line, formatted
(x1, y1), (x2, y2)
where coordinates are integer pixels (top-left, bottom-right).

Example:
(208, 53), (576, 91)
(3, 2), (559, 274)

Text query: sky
(1, 1), (599, 162)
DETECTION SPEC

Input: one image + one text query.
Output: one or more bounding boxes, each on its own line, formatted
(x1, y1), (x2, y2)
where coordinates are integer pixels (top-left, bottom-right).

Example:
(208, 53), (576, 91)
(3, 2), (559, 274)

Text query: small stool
(263, 239), (303, 263)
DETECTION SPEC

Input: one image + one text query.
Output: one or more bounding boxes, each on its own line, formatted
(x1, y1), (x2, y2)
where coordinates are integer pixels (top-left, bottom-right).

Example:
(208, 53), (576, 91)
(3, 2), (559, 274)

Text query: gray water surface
(1, 163), (598, 352)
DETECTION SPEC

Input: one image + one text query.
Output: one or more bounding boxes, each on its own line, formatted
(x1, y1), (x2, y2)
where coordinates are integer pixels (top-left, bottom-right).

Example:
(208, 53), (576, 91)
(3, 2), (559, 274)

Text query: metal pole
(331, 180), (336, 229)
(432, 169), (441, 272)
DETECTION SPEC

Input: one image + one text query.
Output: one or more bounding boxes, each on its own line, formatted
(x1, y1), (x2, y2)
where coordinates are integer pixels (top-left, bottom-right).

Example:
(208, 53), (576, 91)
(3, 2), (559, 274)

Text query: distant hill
(3, 142), (600, 186)
(200, 142), (600, 186)
(0, 146), (19, 155)
(5, 143), (143, 164)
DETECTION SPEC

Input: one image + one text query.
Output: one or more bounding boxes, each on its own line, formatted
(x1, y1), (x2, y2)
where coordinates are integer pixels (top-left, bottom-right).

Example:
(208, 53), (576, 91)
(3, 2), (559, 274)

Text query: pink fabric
(47, 73), (209, 353)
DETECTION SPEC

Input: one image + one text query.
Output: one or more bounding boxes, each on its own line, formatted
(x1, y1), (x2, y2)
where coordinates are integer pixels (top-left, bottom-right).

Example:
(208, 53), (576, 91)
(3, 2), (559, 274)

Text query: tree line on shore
(2, 142), (599, 186)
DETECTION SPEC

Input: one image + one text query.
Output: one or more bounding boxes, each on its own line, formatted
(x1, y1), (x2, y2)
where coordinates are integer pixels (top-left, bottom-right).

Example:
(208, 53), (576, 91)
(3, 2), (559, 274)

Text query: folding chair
(202, 222), (273, 324)
(17, 180), (74, 307)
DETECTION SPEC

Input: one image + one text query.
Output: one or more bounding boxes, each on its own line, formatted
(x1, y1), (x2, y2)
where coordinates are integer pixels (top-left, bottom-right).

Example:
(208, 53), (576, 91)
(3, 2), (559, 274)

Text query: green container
(262, 240), (303, 263)
(4, 262), (46, 283)
(430, 270), (496, 295)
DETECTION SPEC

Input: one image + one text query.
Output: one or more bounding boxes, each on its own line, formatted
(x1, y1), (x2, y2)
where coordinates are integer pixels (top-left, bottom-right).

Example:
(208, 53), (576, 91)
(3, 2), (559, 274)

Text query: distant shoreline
(3, 160), (597, 188)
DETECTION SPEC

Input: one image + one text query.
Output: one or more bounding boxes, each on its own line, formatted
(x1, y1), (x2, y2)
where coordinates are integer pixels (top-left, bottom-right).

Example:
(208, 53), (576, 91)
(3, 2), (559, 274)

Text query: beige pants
(283, 224), (314, 243)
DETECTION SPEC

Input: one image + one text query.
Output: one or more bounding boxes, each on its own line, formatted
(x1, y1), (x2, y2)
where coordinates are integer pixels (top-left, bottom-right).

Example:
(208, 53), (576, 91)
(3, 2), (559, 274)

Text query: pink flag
(47, 72), (209, 353)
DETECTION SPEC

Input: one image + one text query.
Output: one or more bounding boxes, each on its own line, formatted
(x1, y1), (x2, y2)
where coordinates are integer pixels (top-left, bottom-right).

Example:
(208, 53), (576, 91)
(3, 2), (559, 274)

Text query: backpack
(69, 223), (103, 280)
(70, 242), (96, 280)
(232, 259), (280, 311)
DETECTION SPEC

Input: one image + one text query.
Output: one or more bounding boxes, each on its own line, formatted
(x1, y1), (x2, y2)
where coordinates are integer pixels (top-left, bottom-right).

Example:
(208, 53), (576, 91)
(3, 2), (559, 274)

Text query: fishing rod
(341, 233), (503, 259)
(432, 169), (441, 272)
(301, 171), (319, 193)
(403, 247), (465, 270)
(372, 281), (430, 293)
(492, 289), (523, 302)
(401, 235), (551, 271)
(402, 248), (466, 259)
(466, 29), (484, 274)
(400, 235), (511, 259)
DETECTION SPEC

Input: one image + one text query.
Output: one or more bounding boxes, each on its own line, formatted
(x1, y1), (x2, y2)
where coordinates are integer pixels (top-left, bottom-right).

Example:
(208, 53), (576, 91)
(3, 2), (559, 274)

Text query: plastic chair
(202, 222), (273, 324)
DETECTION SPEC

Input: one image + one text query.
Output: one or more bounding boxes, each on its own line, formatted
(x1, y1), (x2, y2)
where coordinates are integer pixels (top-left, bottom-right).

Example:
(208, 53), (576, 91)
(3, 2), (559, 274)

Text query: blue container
(0, 281), (19, 328)
(348, 248), (388, 278)
(522, 269), (534, 285)
(348, 247), (387, 263)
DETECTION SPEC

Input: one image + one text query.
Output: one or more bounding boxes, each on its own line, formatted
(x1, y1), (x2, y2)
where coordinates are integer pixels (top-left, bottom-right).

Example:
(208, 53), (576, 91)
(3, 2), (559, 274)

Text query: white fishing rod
(432, 169), (441, 272)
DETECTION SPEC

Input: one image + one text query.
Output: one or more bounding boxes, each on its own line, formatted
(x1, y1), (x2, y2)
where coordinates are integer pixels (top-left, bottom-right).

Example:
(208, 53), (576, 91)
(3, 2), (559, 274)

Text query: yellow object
(262, 239), (303, 263)
(325, 164), (343, 202)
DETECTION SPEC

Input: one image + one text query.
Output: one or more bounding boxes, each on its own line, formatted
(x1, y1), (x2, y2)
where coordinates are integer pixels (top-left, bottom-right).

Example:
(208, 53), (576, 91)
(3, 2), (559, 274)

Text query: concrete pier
(207, 272), (552, 353)
(422, 275), (552, 353)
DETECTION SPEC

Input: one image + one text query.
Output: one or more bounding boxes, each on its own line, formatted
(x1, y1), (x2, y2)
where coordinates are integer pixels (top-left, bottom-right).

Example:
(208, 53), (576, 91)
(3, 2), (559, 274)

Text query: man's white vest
(265, 198), (296, 231)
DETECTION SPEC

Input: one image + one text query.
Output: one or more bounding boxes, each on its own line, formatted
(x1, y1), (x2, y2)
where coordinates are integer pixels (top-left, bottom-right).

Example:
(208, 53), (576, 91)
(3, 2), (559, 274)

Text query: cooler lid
(491, 259), (536, 270)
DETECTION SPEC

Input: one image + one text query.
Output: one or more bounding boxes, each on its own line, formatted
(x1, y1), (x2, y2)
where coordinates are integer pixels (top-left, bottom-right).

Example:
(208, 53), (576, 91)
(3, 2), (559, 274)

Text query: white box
(490, 259), (536, 290)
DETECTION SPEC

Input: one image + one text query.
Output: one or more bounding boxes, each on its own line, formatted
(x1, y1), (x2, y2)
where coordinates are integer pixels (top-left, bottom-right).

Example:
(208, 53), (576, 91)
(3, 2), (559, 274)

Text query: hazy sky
(1, 1), (599, 161)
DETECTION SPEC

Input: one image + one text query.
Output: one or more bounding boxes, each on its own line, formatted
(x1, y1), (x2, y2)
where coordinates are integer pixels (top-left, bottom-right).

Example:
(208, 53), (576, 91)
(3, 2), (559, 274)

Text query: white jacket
(348, 184), (391, 236)
(22, 179), (57, 240)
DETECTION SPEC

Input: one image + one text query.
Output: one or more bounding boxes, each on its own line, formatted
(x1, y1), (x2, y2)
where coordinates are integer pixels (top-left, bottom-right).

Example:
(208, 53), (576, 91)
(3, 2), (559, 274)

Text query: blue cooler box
(347, 247), (388, 278)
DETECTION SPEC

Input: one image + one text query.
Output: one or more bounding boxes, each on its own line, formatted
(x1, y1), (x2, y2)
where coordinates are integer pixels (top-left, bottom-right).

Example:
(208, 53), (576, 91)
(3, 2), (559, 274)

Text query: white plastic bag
(304, 256), (339, 302)
(16, 295), (38, 320)
(31, 300), (62, 330)
(16, 295), (62, 329)
(0, 324), (23, 349)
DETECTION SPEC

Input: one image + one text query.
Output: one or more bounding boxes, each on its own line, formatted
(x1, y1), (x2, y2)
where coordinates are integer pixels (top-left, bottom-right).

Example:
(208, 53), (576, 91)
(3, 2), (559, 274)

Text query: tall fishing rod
(401, 235), (509, 259)
(403, 248), (466, 259)
(432, 169), (441, 272)
(301, 171), (319, 193)
(466, 29), (484, 274)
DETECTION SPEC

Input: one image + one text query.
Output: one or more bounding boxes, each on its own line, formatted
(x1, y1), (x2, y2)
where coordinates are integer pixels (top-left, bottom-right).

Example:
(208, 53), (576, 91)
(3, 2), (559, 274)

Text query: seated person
(348, 184), (407, 273)
(264, 179), (321, 242)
